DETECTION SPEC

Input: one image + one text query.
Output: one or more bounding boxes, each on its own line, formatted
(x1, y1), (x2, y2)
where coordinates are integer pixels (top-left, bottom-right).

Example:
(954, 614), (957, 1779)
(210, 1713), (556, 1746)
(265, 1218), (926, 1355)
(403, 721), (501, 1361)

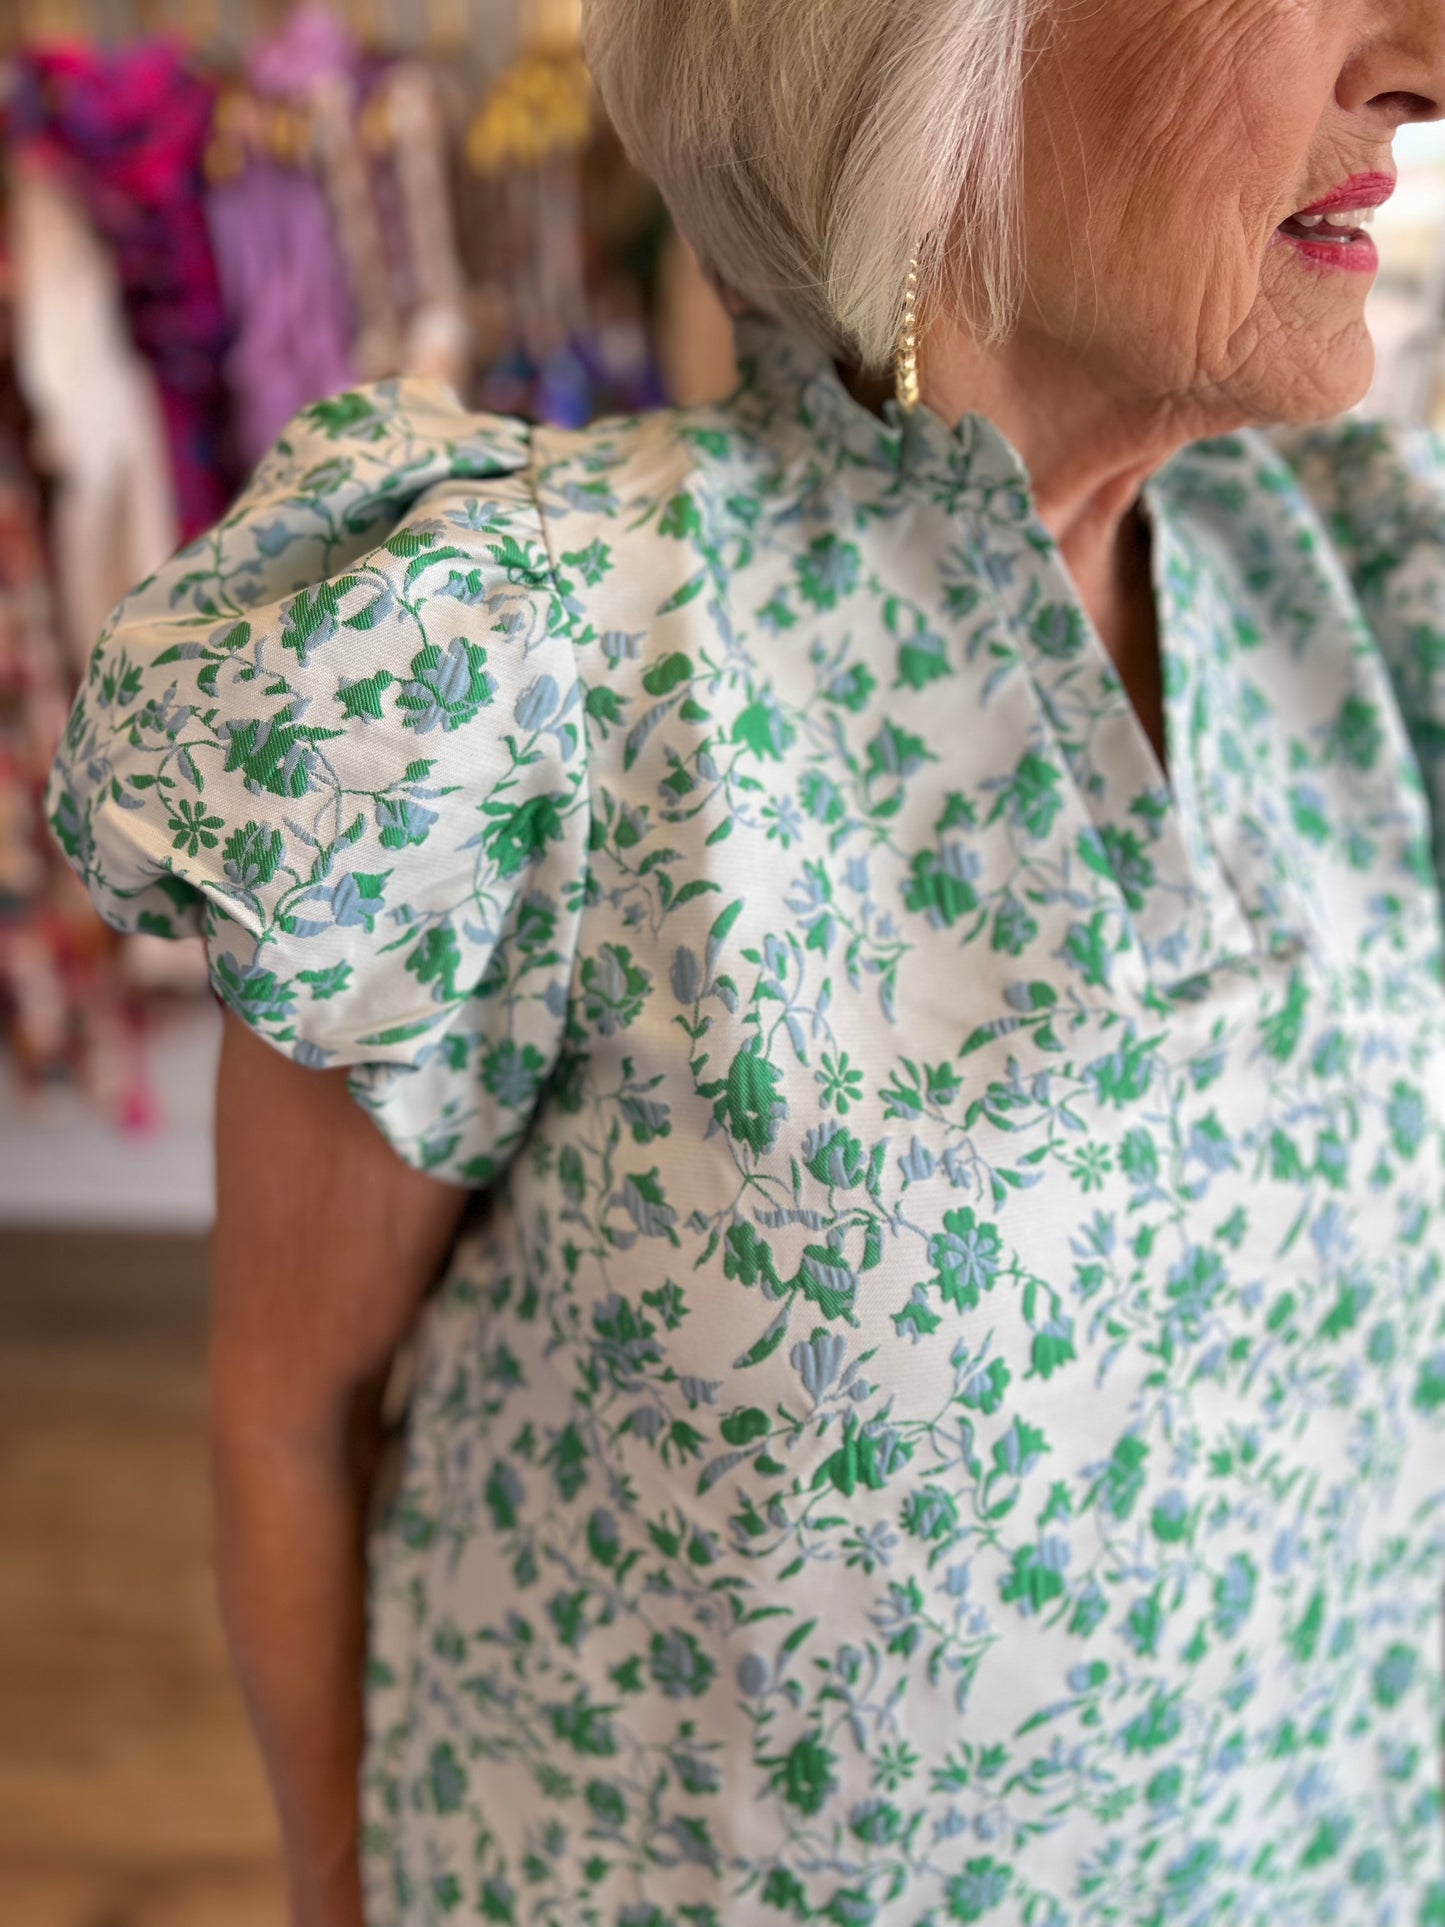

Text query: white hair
(581, 0), (1040, 370)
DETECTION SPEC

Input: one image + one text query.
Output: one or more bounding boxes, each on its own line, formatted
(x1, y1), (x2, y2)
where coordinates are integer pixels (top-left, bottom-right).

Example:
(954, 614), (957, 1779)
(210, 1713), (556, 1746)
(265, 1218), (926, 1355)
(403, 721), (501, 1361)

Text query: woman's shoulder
(241, 376), (538, 560)
(530, 388), (753, 520)
(50, 376), (582, 903)
(48, 378), (596, 1182)
(233, 378), (734, 594)
(1147, 414), (1445, 617)
(1271, 415), (1445, 576)
(49, 373), (742, 936)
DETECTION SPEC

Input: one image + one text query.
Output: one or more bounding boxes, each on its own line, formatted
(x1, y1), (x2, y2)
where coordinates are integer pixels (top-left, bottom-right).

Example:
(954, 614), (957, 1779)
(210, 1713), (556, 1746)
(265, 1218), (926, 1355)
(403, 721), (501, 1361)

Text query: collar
(727, 315), (1245, 535)
(730, 314), (1042, 503)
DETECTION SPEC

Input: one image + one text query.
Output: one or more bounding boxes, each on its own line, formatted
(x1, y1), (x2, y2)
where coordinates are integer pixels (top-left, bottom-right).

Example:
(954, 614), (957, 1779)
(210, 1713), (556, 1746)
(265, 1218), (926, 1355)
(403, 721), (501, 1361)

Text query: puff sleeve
(46, 380), (588, 1186)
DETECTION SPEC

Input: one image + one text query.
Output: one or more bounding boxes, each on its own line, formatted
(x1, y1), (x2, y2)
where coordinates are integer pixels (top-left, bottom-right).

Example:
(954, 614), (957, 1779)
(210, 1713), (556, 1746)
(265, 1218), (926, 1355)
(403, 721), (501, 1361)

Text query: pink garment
(8, 40), (233, 539)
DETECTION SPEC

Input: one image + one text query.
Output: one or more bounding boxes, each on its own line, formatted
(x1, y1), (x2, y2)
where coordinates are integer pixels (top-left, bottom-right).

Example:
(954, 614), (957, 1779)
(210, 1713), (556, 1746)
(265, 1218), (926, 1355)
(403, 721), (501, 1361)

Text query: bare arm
(209, 1011), (468, 1927)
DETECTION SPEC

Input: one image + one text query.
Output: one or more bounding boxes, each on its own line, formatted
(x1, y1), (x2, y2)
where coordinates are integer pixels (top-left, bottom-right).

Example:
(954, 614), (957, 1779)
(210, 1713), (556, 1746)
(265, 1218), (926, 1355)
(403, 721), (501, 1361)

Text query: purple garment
(247, 3), (360, 96)
(204, 5), (364, 469)
(207, 166), (356, 471)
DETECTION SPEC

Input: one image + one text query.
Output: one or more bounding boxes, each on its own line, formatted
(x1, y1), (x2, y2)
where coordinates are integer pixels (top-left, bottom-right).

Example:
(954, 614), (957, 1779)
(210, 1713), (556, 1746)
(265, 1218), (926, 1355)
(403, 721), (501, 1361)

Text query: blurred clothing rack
(0, 0), (714, 1123)
(0, 0), (517, 57)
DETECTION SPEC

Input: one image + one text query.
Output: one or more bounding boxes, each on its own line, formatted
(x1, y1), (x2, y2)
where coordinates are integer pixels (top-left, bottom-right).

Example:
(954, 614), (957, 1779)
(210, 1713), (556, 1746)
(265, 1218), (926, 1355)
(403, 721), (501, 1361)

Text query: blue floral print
(48, 324), (1445, 1925)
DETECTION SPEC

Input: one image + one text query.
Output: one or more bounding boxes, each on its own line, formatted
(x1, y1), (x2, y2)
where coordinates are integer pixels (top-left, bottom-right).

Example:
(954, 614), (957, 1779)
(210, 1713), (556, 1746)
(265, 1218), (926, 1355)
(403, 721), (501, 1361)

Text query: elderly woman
(48, 0), (1445, 1921)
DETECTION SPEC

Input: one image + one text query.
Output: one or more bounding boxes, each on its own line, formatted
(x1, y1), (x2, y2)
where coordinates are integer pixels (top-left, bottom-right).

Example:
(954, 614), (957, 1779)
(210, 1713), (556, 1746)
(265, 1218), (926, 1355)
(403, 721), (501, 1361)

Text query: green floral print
(49, 326), (1445, 1925)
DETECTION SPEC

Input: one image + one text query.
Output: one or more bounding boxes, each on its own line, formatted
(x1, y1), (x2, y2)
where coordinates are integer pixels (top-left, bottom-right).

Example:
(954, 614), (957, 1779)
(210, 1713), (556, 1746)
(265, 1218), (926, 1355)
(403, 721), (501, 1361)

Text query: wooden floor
(0, 1233), (286, 1926)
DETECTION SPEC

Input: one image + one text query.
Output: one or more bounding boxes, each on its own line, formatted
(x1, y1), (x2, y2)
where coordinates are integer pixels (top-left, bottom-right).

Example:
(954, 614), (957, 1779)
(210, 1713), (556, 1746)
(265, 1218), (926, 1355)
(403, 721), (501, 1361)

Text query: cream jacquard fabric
(51, 325), (1445, 1925)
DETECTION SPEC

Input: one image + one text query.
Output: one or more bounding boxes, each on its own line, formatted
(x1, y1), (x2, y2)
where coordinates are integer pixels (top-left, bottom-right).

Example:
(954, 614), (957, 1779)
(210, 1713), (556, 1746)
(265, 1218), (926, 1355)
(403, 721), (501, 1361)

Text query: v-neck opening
(988, 471), (1266, 992)
(1136, 481), (1181, 799)
(1140, 476), (1268, 978)
(733, 316), (1270, 989)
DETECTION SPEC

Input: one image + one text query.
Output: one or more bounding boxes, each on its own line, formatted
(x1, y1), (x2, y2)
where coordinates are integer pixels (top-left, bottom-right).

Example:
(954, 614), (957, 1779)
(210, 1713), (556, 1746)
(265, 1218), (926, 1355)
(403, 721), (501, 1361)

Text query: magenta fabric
(8, 40), (233, 538)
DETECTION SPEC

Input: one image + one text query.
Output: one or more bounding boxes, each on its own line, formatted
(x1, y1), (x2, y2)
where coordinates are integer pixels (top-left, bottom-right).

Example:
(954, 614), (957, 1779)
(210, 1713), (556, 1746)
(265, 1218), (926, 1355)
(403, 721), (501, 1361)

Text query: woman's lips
(1276, 208), (1379, 274)
(1294, 170), (1397, 216)
(1275, 171), (1394, 275)
(1276, 225), (1380, 274)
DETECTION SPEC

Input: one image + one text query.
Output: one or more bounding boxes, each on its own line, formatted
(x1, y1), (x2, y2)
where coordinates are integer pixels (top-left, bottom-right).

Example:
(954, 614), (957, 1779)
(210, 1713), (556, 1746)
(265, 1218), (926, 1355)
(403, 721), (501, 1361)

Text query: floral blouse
(49, 321), (1445, 1927)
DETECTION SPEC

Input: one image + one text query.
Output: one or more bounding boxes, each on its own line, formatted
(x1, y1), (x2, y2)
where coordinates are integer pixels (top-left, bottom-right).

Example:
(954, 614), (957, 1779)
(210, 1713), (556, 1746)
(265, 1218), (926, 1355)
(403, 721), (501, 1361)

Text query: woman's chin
(1252, 327), (1376, 426)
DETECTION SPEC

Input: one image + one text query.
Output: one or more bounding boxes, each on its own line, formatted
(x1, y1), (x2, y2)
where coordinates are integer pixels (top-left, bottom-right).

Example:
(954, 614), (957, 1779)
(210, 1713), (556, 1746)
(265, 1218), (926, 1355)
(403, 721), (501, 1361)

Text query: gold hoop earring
(896, 253), (922, 413)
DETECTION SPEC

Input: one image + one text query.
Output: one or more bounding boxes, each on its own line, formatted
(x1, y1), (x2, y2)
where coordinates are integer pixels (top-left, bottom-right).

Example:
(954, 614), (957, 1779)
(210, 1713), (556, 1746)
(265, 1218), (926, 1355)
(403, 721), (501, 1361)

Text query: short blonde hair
(582, 0), (1038, 370)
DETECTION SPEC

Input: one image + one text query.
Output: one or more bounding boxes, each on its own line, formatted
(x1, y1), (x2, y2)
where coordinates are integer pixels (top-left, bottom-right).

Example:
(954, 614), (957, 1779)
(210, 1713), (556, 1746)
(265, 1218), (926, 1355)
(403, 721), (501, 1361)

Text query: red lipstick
(1275, 171), (1395, 276)
(1294, 171), (1397, 216)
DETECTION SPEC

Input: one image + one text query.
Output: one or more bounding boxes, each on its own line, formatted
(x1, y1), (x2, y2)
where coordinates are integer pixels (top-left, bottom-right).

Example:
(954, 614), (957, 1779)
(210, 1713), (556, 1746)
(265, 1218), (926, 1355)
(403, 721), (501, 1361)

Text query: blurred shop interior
(0, 0), (737, 1238)
(3, 4), (1445, 1921)
(0, 3), (735, 1923)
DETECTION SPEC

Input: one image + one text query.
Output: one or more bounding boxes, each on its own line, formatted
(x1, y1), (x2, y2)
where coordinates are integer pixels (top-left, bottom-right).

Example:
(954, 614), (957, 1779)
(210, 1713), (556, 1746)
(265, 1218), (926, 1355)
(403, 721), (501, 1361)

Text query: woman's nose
(1338, 0), (1445, 126)
(1340, 0), (1445, 123)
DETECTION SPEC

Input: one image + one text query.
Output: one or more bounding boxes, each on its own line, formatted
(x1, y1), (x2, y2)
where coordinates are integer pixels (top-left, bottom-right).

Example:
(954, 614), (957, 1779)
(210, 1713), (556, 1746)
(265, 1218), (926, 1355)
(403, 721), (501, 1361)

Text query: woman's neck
(922, 315), (1209, 549)
(919, 319), (1195, 767)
